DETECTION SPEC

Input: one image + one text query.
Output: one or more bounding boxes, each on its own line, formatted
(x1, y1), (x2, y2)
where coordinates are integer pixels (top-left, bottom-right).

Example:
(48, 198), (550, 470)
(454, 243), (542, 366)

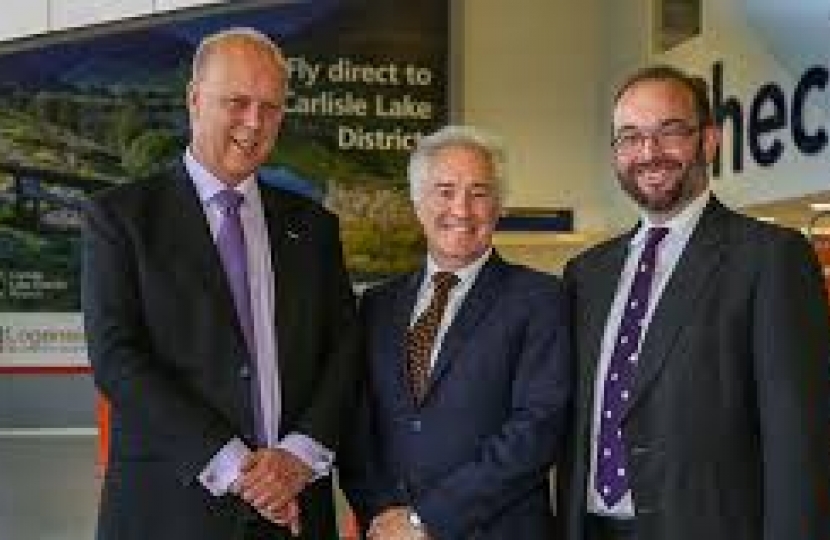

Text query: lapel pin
(286, 229), (300, 240)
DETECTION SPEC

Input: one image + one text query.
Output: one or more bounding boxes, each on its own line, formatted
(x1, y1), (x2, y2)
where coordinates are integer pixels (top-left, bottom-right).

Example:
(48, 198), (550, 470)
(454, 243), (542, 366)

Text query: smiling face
(414, 144), (501, 271)
(612, 78), (719, 219)
(187, 37), (286, 186)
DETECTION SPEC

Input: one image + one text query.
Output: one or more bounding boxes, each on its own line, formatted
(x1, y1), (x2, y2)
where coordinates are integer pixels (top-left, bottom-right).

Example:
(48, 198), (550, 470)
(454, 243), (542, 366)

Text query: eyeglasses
(612, 121), (700, 155)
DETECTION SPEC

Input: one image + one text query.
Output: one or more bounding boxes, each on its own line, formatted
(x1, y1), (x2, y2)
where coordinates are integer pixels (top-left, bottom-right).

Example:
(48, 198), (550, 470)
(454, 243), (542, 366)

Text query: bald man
(82, 28), (360, 540)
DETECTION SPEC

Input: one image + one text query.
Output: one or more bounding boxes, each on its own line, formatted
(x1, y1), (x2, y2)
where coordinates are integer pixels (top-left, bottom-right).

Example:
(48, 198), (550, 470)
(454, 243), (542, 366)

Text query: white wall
(460, 0), (613, 231)
(0, 0), (221, 38)
(0, 1), (50, 39)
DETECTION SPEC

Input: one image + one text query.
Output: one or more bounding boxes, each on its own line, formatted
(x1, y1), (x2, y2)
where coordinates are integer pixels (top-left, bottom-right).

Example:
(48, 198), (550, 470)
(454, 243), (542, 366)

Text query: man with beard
(82, 28), (360, 539)
(557, 65), (830, 540)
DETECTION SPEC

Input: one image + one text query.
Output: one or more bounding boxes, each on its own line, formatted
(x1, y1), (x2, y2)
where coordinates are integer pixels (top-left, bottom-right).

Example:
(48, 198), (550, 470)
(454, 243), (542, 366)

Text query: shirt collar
(631, 189), (711, 247)
(424, 247), (493, 289)
(183, 148), (259, 205)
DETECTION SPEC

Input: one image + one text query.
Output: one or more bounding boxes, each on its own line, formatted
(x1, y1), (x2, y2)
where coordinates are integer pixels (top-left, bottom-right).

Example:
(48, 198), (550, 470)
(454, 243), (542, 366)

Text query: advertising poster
(0, 0), (449, 367)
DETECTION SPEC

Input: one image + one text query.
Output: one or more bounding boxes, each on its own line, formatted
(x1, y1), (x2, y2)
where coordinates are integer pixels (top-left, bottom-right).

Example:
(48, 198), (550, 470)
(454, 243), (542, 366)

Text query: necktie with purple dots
(595, 226), (669, 507)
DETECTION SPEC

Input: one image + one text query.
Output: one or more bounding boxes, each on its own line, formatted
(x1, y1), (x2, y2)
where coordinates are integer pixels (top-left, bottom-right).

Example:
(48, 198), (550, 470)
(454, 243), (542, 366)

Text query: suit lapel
(390, 270), (423, 407)
(626, 200), (728, 414)
(259, 185), (309, 387)
(578, 237), (630, 404)
(422, 254), (508, 400)
(163, 164), (242, 336)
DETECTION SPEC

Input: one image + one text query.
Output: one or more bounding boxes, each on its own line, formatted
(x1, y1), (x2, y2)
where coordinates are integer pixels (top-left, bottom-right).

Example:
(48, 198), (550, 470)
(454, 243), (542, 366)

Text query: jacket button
(411, 419), (422, 432)
(239, 365), (251, 378)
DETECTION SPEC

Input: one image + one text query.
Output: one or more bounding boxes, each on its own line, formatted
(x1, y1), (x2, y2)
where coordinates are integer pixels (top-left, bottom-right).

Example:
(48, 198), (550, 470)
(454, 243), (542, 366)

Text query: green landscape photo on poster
(0, 0), (449, 311)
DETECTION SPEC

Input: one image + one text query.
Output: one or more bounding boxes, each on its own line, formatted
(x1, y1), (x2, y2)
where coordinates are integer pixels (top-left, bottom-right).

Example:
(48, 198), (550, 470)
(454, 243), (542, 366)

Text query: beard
(616, 144), (708, 214)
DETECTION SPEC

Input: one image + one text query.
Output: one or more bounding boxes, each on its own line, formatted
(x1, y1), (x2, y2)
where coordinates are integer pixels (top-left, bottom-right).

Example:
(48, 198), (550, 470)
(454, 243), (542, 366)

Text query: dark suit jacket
(559, 198), (830, 540)
(341, 254), (572, 540)
(81, 161), (361, 540)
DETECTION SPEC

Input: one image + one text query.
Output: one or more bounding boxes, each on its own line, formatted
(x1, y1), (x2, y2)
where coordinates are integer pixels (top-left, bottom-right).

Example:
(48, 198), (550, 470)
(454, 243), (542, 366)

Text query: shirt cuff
(198, 437), (251, 497)
(278, 432), (334, 481)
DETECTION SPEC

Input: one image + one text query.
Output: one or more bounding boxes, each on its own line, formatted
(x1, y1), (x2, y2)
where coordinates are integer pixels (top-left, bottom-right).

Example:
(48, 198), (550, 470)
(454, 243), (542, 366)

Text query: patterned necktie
(595, 226), (669, 507)
(406, 271), (459, 404)
(214, 189), (266, 445)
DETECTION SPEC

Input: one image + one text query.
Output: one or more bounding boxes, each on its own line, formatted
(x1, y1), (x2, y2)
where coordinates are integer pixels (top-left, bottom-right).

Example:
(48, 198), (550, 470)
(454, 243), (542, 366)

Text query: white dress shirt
(587, 190), (711, 517)
(182, 150), (333, 496)
(411, 248), (493, 370)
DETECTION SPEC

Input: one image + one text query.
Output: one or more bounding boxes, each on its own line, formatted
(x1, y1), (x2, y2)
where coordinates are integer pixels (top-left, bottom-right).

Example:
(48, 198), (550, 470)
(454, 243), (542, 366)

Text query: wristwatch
(407, 508), (425, 530)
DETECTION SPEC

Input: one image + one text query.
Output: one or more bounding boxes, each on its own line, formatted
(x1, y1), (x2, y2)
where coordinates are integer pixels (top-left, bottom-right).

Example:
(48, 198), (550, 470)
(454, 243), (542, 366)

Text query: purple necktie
(214, 189), (266, 445)
(595, 226), (669, 507)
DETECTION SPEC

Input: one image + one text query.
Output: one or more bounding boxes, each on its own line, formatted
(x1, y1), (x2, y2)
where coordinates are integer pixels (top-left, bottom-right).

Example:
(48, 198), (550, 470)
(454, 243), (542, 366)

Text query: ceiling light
(809, 202), (830, 212)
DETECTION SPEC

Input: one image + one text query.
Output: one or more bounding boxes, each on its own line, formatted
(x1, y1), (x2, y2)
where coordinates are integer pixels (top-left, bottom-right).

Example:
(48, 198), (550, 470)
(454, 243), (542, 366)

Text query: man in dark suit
(81, 28), (360, 539)
(340, 125), (572, 540)
(558, 64), (830, 540)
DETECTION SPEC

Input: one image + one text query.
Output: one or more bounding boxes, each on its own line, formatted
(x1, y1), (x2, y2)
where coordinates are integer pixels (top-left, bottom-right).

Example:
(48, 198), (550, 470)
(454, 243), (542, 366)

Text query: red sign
(811, 235), (830, 300)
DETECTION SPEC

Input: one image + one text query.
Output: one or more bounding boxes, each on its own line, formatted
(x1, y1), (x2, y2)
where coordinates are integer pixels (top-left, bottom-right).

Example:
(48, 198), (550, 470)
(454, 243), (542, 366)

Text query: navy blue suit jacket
(341, 253), (571, 540)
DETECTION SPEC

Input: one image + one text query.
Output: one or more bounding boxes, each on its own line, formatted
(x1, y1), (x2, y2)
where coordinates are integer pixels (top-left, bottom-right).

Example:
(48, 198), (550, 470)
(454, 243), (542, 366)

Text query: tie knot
(432, 271), (459, 293)
(646, 226), (669, 248)
(213, 189), (244, 214)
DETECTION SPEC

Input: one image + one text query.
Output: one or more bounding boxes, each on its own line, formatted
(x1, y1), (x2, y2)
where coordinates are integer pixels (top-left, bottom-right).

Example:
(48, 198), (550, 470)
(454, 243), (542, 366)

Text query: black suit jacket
(341, 254), (572, 540)
(81, 161), (360, 540)
(559, 198), (830, 540)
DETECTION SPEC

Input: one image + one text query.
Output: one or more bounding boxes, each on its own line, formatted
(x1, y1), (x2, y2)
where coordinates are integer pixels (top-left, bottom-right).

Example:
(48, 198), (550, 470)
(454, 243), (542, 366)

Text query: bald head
(190, 27), (288, 89)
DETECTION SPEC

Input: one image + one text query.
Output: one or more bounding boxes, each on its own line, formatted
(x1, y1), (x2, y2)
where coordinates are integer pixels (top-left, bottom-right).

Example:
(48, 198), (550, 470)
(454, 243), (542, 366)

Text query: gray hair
(191, 27), (288, 86)
(408, 125), (506, 204)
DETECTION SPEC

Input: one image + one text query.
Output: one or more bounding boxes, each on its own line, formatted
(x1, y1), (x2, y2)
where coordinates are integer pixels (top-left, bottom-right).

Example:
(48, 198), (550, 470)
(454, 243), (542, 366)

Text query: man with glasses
(82, 28), (360, 540)
(557, 65), (830, 540)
